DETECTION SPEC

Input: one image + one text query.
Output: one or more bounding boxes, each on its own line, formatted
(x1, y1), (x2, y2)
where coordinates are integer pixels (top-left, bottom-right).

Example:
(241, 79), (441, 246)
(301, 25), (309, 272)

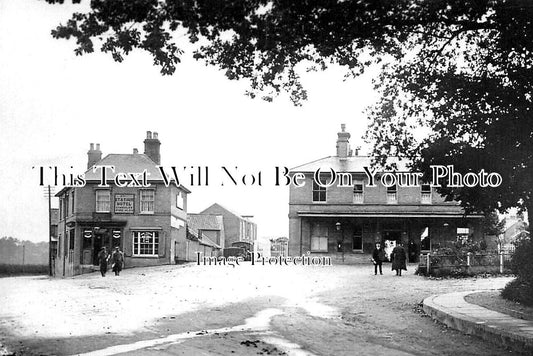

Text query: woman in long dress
(391, 243), (407, 276)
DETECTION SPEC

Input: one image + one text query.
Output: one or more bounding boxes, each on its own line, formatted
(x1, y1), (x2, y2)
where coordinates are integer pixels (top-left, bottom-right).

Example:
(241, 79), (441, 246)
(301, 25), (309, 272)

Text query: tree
(46, 0), (533, 227)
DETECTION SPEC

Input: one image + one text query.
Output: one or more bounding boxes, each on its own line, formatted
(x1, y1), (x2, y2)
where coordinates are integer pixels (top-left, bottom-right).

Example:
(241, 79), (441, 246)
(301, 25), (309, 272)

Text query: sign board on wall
(114, 194), (135, 214)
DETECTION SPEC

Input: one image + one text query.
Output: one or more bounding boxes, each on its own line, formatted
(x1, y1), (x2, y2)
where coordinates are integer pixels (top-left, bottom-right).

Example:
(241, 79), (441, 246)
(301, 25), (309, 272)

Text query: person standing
(371, 242), (385, 275)
(391, 242), (407, 276)
(98, 247), (109, 277)
(111, 246), (124, 276)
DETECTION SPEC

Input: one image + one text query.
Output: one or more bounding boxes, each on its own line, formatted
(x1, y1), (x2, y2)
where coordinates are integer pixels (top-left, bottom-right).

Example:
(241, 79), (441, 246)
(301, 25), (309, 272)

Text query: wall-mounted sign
(83, 229), (92, 239)
(112, 229), (121, 239)
(114, 194), (135, 214)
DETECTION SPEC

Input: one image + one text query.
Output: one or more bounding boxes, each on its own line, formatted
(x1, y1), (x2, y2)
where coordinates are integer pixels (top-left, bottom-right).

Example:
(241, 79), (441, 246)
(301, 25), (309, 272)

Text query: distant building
(288, 125), (484, 263)
(502, 213), (529, 251)
(200, 203), (257, 249)
(183, 213), (225, 261)
(55, 131), (190, 276)
(270, 237), (288, 257)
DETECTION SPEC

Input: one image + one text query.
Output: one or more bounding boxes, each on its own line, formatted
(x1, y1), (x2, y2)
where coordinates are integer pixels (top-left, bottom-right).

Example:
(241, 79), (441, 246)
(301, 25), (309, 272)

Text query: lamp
(336, 222), (341, 231)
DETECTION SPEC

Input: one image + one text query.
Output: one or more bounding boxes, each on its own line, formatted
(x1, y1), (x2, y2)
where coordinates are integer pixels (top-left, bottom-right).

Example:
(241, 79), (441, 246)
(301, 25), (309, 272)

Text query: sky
(0, 0), (380, 243)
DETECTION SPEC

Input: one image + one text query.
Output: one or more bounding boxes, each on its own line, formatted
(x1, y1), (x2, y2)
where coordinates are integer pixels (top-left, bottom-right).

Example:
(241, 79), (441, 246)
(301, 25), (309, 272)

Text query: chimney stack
(144, 130), (161, 164)
(87, 142), (102, 169)
(336, 124), (351, 159)
(133, 148), (138, 154)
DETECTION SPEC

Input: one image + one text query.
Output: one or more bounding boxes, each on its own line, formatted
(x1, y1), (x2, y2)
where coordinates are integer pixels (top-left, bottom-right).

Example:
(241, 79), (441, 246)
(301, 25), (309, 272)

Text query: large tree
(47, 0), (533, 227)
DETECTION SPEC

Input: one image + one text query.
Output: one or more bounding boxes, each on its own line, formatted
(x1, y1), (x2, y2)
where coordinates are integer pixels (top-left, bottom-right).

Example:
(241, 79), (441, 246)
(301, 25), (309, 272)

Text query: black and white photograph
(0, 1), (532, 355)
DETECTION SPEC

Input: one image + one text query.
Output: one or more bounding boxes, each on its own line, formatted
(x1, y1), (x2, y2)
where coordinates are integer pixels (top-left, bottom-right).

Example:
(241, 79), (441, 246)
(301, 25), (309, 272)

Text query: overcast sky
(0, 0), (380, 243)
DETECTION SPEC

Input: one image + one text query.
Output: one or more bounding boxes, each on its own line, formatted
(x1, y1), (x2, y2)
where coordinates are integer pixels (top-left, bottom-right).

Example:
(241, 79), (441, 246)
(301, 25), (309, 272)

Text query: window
(386, 185), (397, 203)
(312, 180), (327, 202)
(140, 189), (155, 213)
(132, 231), (159, 256)
(421, 184), (431, 204)
(311, 223), (328, 252)
(176, 191), (184, 210)
(352, 225), (363, 250)
(353, 183), (364, 204)
(68, 229), (75, 251)
(420, 226), (430, 251)
(95, 190), (111, 212)
(70, 191), (75, 215)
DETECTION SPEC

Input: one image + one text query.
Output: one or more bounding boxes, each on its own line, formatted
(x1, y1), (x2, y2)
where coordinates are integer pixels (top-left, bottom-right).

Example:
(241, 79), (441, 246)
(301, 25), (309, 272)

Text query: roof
(187, 214), (224, 231)
(291, 156), (411, 173)
(84, 153), (163, 180)
(186, 222), (221, 248)
(56, 153), (191, 195)
(201, 203), (254, 221)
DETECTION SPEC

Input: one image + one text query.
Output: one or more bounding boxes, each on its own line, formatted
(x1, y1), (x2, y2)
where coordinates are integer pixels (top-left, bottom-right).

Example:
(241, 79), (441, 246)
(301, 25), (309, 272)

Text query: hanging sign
(114, 194), (135, 214)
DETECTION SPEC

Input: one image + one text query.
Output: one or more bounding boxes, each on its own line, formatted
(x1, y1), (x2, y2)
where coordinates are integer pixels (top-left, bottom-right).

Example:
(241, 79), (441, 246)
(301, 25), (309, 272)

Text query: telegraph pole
(44, 185), (55, 276)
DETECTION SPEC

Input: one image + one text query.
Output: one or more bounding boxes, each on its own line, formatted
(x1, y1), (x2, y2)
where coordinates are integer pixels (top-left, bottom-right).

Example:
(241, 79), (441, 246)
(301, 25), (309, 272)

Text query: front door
(383, 231), (401, 261)
(92, 228), (112, 265)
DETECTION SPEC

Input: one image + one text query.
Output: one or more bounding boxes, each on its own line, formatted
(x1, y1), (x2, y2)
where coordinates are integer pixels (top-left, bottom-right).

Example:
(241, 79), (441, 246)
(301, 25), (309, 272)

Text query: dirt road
(0, 263), (518, 355)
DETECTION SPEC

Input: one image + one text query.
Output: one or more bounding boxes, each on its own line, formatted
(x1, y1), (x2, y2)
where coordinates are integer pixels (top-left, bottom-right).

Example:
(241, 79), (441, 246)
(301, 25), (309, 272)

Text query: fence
(418, 251), (514, 277)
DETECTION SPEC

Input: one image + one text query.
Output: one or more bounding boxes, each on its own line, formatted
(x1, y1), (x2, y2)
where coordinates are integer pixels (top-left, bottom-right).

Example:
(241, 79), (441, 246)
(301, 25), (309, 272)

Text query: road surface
(0, 263), (519, 355)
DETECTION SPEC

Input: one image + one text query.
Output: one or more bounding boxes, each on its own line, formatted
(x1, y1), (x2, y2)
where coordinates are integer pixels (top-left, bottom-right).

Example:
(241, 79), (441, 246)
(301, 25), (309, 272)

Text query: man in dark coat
(371, 242), (385, 275)
(391, 243), (407, 276)
(111, 247), (124, 276)
(98, 247), (109, 277)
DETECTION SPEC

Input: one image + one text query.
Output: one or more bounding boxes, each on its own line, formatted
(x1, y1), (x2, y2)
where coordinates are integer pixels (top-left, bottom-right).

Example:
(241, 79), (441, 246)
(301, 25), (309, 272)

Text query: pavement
(423, 291), (533, 354)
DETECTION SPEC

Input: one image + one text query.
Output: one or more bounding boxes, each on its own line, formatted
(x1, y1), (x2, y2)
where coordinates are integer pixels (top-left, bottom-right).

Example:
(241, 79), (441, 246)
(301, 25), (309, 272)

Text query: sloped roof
(84, 154), (162, 180)
(187, 214), (224, 231)
(201, 203), (253, 221)
(291, 156), (411, 173)
(82, 153), (190, 193)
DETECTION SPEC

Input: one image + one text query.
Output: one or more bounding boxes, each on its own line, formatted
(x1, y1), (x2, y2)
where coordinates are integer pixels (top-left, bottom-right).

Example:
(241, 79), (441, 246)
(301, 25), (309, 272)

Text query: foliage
(483, 211), (506, 237)
(501, 235), (533, 305)
(0, 236), (49, 265)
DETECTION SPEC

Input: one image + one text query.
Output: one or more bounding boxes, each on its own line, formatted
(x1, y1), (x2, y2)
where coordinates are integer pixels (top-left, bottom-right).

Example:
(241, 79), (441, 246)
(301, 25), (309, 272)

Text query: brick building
(288, 125), (484, 263)
(182, 213), (224, 261)
(200, 203), (257, 249)
(55, 131), (190, 276)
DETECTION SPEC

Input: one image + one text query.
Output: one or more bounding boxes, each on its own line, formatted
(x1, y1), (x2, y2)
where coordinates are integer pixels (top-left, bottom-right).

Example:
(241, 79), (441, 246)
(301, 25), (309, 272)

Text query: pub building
(55, 131), (190, 276)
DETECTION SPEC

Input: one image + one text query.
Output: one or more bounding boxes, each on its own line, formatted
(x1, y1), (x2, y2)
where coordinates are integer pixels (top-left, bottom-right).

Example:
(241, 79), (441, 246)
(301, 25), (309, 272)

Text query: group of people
(97, 246), (124, 277)
(371, 242), (408, 276)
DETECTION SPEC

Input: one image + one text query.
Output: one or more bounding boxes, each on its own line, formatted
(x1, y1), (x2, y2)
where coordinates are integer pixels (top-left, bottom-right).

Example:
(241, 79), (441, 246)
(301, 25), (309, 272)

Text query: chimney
(133, 148), (138, 154)
(144, 131), (161, 164)
(336, 124), (351, 159)
(87, 142), (102, 169)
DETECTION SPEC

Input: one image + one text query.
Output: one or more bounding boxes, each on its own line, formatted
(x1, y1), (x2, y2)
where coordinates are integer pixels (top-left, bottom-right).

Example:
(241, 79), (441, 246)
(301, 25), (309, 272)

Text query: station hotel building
(54, 131), (190, 276)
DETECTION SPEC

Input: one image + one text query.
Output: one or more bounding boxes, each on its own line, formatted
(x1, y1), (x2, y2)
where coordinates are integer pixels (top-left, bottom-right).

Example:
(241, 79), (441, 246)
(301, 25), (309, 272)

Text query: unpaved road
(0, 263), (519, 355)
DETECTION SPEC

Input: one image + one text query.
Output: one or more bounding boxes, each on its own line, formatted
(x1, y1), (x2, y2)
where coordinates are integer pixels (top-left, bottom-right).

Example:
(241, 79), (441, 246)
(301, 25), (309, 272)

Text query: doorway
(383, 231), (401, 261)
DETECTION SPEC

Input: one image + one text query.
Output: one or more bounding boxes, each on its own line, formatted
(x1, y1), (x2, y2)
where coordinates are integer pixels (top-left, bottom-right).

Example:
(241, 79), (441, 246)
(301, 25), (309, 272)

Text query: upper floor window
(421, 184), (432, 204)
(70, 191), (75, 215)
(312, 180), (327, 202)
(140, 189), (155, 213)
(353, 183), (364, 204)
(386, 185), (397, 204)
(95, 190), (111, 212)
(176, 191), (184, 210)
